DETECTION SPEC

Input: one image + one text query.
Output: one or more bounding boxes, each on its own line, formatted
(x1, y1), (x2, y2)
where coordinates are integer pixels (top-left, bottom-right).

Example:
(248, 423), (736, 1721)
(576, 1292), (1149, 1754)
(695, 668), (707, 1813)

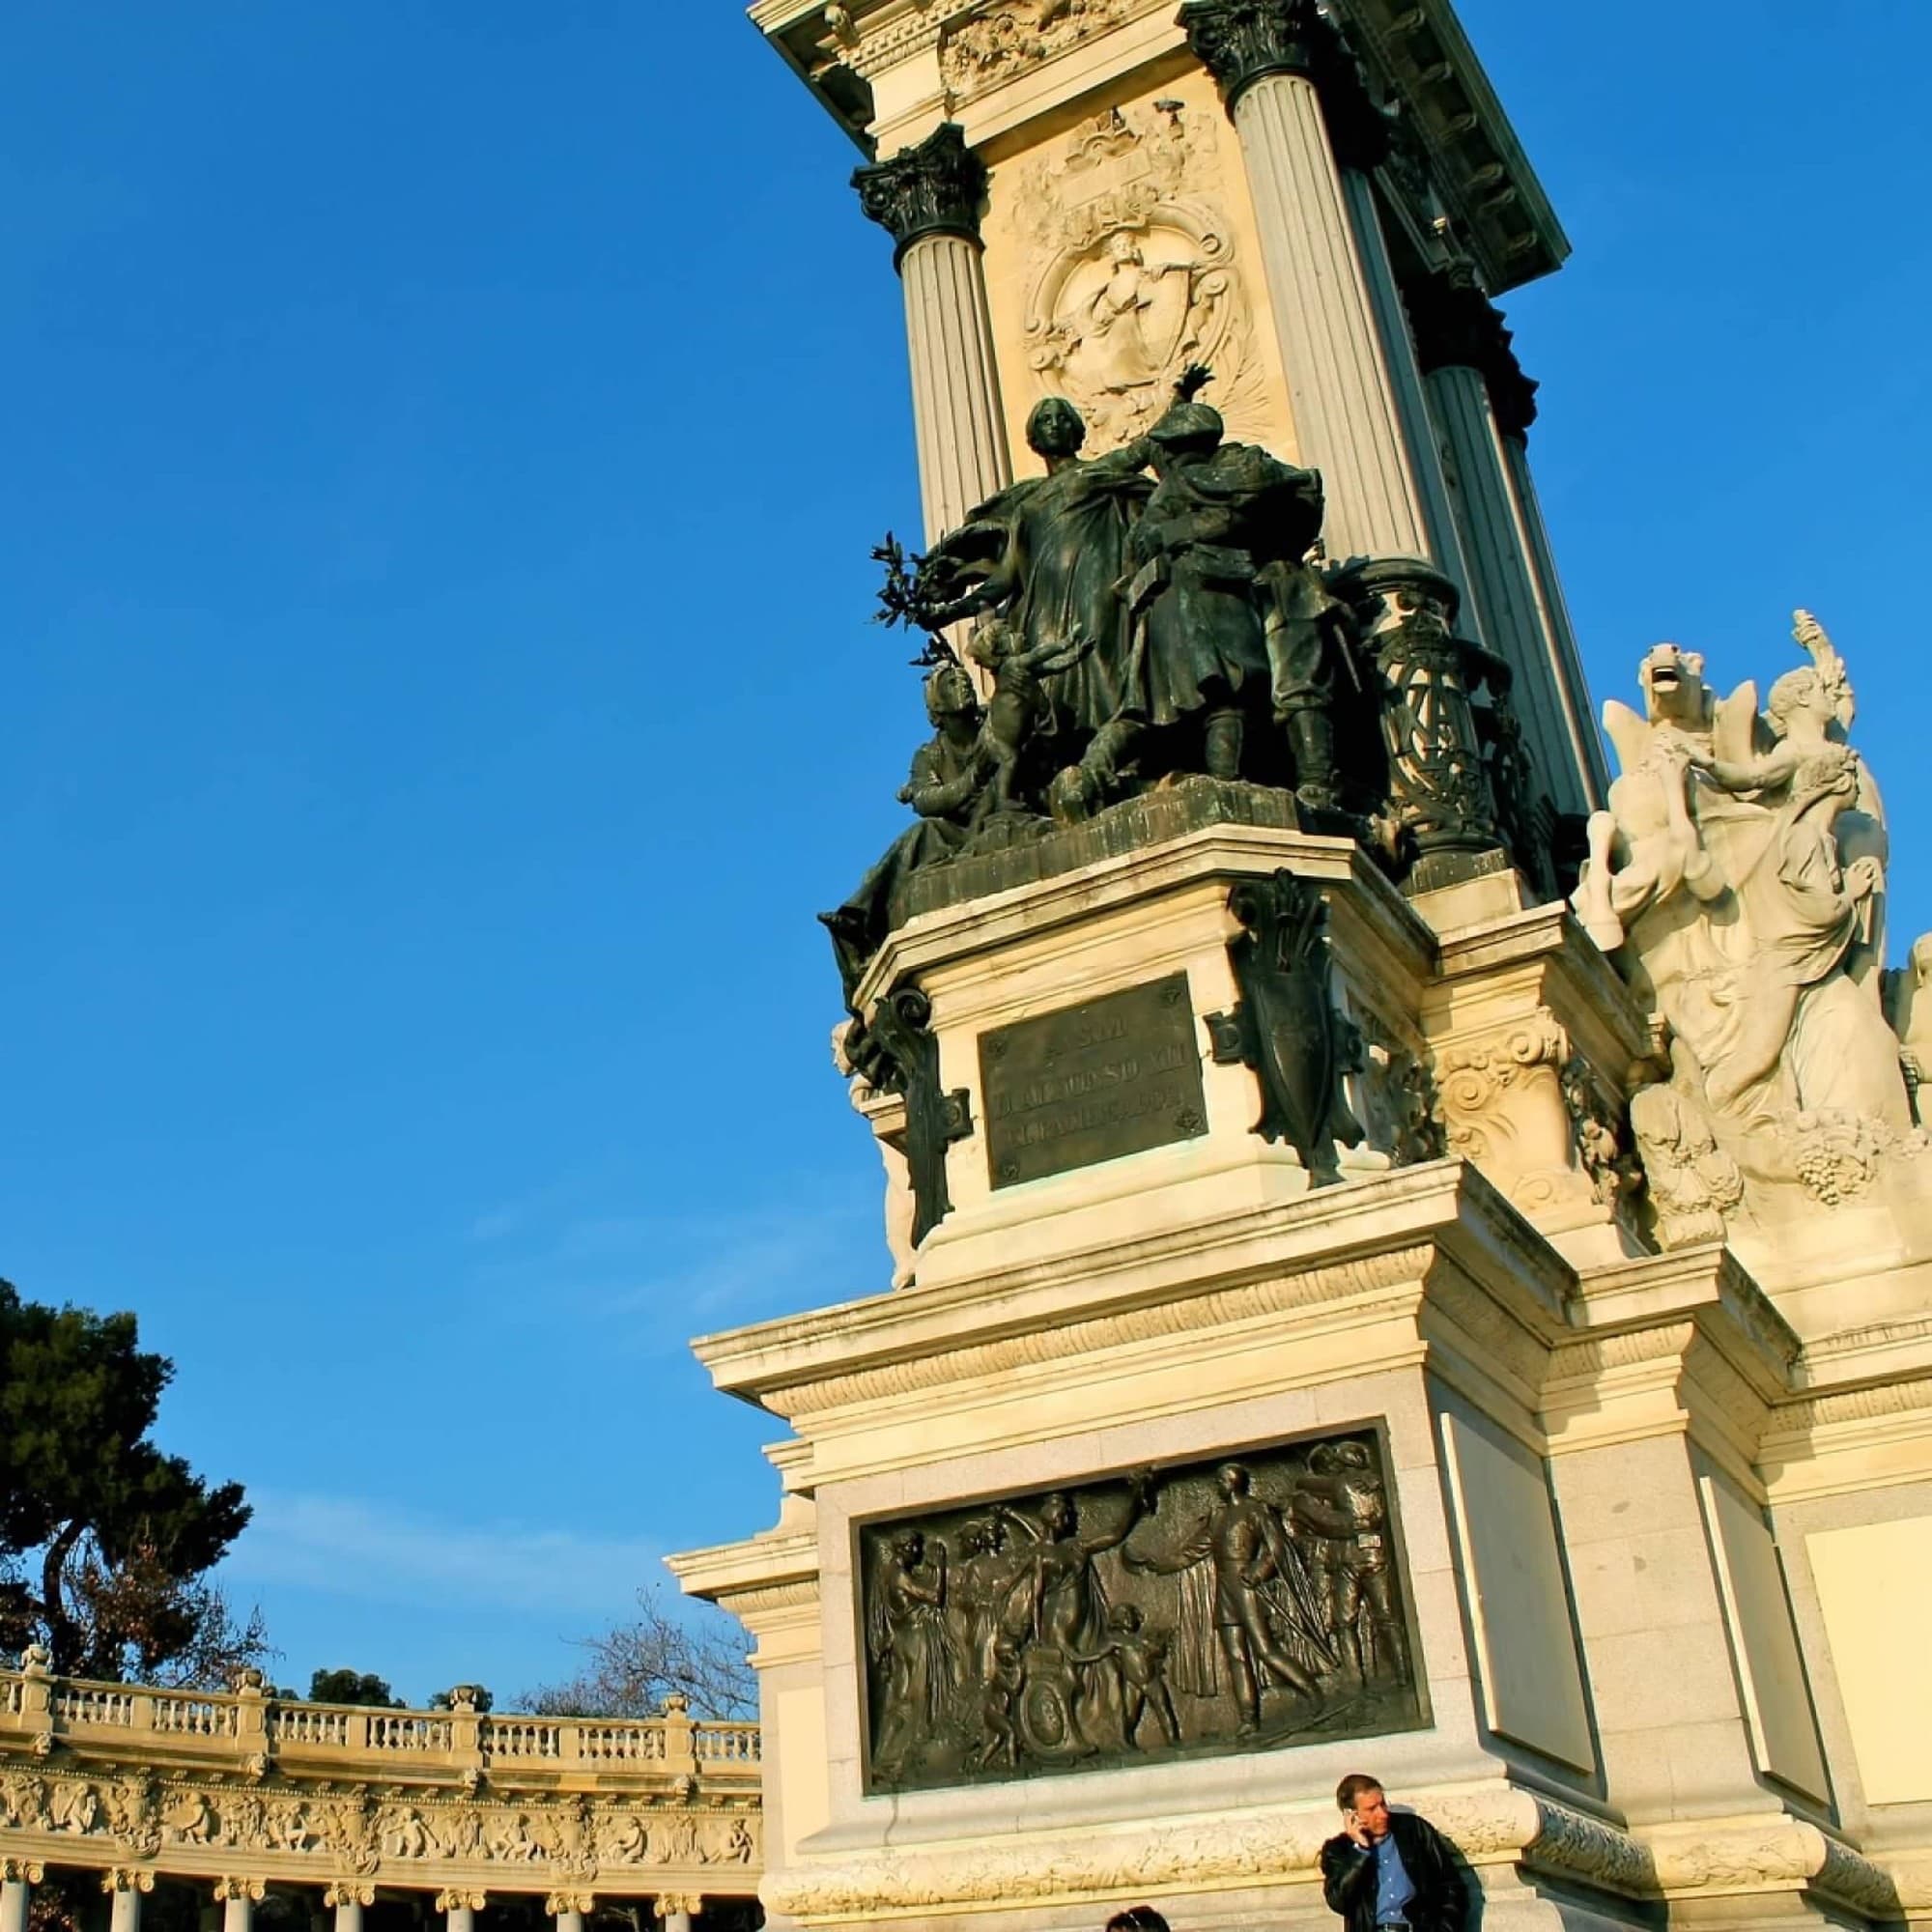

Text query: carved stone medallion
(858, 1427), (1423, 1791)
(1012, 99), (1266, 448)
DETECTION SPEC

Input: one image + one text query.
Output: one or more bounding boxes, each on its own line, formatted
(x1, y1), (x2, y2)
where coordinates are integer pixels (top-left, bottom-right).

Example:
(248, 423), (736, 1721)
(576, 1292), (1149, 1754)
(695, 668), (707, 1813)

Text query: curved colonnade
(0, 1656), (760, 1932)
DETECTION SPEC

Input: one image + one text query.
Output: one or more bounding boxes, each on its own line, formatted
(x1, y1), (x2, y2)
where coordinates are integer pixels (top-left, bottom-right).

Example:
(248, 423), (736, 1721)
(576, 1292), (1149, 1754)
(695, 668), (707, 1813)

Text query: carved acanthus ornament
(1179, 0), (1320, 107)
(1432, 1009), (1583, 1213)
(1354, 1008), (1444, 1167)
(1559, 1056), (1640, 1211)
(852, 122), (988, 265)
(1403, 259), (1538, 439)
(1011, 99), (1267, 448)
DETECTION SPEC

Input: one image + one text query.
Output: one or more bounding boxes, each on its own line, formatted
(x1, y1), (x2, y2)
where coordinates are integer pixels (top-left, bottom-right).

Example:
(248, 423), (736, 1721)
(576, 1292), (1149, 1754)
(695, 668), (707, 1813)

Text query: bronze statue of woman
(920, 396), (1154, 753)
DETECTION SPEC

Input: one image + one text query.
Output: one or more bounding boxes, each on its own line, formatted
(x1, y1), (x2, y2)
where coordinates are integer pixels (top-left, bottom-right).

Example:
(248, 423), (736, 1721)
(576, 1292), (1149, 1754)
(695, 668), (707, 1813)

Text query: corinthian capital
(851, 123), (988, 268)
(1179, 0), (1321, 110)
(1406, 262), (1539, 437)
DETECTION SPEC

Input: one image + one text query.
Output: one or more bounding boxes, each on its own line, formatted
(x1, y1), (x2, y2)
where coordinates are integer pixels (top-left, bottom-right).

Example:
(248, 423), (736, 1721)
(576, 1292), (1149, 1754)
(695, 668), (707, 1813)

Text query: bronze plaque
(980, 973), (1208, 1188)
(858, 1426), (1425, 1792)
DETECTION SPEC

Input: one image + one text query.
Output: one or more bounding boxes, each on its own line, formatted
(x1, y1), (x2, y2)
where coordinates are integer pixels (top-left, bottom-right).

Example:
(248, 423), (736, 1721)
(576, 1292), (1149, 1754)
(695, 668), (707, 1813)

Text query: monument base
(675, 818), (1929, 1931)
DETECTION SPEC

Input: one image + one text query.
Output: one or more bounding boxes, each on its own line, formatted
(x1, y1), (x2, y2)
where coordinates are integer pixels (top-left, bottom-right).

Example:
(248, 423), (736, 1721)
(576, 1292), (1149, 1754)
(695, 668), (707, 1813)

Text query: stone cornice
(752, 2), (1568, 291)
(665, 1529), (819, 1625)
(1332, 0), (1568, 293)
(856, 816), (1435, 1018)
(1423, 895), (1653, 1096)
(1543, 1248), (1799, 1475)
(692, 1161), (1572, 1426)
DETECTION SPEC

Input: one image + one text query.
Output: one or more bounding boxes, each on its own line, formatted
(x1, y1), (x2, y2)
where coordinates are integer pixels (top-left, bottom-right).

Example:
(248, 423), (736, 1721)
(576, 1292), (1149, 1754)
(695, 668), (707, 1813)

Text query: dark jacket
(1320, 1812), (1466, 1932)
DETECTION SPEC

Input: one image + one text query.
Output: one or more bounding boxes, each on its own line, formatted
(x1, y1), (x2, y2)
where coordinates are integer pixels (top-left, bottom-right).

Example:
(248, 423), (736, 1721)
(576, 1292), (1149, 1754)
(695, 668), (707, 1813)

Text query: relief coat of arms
(1015, 99), (1266, 449)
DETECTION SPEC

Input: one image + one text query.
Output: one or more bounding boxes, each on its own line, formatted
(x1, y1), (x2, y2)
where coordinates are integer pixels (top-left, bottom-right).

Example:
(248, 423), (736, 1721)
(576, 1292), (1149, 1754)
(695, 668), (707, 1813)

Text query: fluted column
(853, 123), (1011, 543)
(214, 1877), (264, 1932)
(1181, 0), (1432, 563)
(1408, 264), (1602, 816)
(1338, 169), (1477, 599)
(1501, 431), (1611, 808)
(1, 1860), (41, 1932)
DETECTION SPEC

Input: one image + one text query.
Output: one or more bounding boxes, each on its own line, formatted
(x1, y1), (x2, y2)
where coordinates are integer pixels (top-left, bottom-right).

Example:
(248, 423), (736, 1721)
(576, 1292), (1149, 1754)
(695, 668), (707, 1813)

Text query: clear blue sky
(2, 2), (1926, 1705)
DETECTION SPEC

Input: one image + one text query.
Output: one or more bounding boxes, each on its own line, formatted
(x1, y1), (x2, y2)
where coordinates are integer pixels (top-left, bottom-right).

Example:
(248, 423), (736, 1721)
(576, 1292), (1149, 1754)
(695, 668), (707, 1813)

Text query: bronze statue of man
(1118, 375), (1345, 805)
(821, 661), (987, 1009)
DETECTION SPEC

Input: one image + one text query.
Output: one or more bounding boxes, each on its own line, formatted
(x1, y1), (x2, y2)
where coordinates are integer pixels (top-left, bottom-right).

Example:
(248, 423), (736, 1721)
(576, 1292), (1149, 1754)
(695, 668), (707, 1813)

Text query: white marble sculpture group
(1575, 612), (1925, 1242)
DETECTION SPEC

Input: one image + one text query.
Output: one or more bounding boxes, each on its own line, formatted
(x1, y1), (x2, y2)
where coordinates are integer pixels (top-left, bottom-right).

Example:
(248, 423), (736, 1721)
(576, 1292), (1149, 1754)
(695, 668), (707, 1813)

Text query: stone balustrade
(0, 1660), (760, 1932)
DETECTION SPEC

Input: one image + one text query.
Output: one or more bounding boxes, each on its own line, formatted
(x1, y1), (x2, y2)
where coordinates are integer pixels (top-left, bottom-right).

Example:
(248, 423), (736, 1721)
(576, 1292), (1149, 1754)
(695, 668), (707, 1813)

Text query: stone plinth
(678, 817), (1919, 1931)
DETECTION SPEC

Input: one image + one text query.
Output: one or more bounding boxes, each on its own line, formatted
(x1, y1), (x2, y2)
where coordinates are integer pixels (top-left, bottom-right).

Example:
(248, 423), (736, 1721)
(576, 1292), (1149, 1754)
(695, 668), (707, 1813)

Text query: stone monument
(673, 5), (1932, 1929)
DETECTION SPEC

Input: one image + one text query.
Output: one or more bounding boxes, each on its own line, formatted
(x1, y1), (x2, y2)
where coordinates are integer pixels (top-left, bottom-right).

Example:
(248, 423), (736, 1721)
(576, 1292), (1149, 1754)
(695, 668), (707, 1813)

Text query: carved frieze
(0, 1759), (751, 1890)
(1011, 99), (1267, 448)
(940, 0), (1163, 101)
(859, 1429), (1422, 1791)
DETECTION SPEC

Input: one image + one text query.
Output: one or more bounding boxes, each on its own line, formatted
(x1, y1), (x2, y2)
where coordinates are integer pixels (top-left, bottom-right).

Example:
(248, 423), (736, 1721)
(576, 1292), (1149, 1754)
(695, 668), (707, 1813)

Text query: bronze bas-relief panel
(980, 972), (1208, 1188)
(859, 1429), (1424, 1792)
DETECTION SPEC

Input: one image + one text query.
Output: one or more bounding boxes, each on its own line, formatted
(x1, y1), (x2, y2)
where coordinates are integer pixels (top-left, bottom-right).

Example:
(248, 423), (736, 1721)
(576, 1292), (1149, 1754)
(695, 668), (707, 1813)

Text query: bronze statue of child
(1068, 1604), (1180, 1749)
(966, 614), (1094, 812)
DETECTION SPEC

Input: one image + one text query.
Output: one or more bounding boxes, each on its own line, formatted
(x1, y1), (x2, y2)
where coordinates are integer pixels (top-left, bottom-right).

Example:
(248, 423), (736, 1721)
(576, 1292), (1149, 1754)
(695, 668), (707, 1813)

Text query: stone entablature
(0, 1663), (760, 1917)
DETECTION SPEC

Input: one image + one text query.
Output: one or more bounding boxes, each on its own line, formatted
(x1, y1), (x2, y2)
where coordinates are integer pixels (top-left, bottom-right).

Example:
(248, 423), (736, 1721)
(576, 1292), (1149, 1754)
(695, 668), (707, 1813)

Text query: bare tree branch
(516, 1587), (754, 1720)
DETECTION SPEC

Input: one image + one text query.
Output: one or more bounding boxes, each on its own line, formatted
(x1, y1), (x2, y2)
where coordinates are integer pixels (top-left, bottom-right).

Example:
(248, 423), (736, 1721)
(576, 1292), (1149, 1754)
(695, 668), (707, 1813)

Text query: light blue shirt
(1370, 1831), (1416, 1924)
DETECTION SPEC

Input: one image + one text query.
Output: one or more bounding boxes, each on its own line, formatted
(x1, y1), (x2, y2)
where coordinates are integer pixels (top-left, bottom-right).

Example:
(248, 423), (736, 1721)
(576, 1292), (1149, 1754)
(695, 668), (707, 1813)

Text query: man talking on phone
(1320, 1774), (1466, 1932)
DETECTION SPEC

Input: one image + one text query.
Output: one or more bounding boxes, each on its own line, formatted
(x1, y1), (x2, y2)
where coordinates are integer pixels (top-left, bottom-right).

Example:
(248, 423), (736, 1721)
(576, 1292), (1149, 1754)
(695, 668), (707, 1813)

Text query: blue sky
(1, 2), (1926, 1705)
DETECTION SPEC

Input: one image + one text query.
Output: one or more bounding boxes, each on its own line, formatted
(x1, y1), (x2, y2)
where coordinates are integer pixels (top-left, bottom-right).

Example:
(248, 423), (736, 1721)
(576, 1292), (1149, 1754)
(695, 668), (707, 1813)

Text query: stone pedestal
(675, 791), (1932, 1929)
(730, 8), (1932, 1929)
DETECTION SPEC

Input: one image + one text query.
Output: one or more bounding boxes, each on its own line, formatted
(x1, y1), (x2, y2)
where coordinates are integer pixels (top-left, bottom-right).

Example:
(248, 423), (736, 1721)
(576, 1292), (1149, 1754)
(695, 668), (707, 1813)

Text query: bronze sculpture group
(824, 367), (1535, 1009)
(861, 1436), (1420, 1790)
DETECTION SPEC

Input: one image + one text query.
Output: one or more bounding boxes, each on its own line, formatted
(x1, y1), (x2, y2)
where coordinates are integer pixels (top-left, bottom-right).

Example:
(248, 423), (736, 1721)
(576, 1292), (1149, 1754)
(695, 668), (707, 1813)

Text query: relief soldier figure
(1293, 1441), (1406, 1683)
